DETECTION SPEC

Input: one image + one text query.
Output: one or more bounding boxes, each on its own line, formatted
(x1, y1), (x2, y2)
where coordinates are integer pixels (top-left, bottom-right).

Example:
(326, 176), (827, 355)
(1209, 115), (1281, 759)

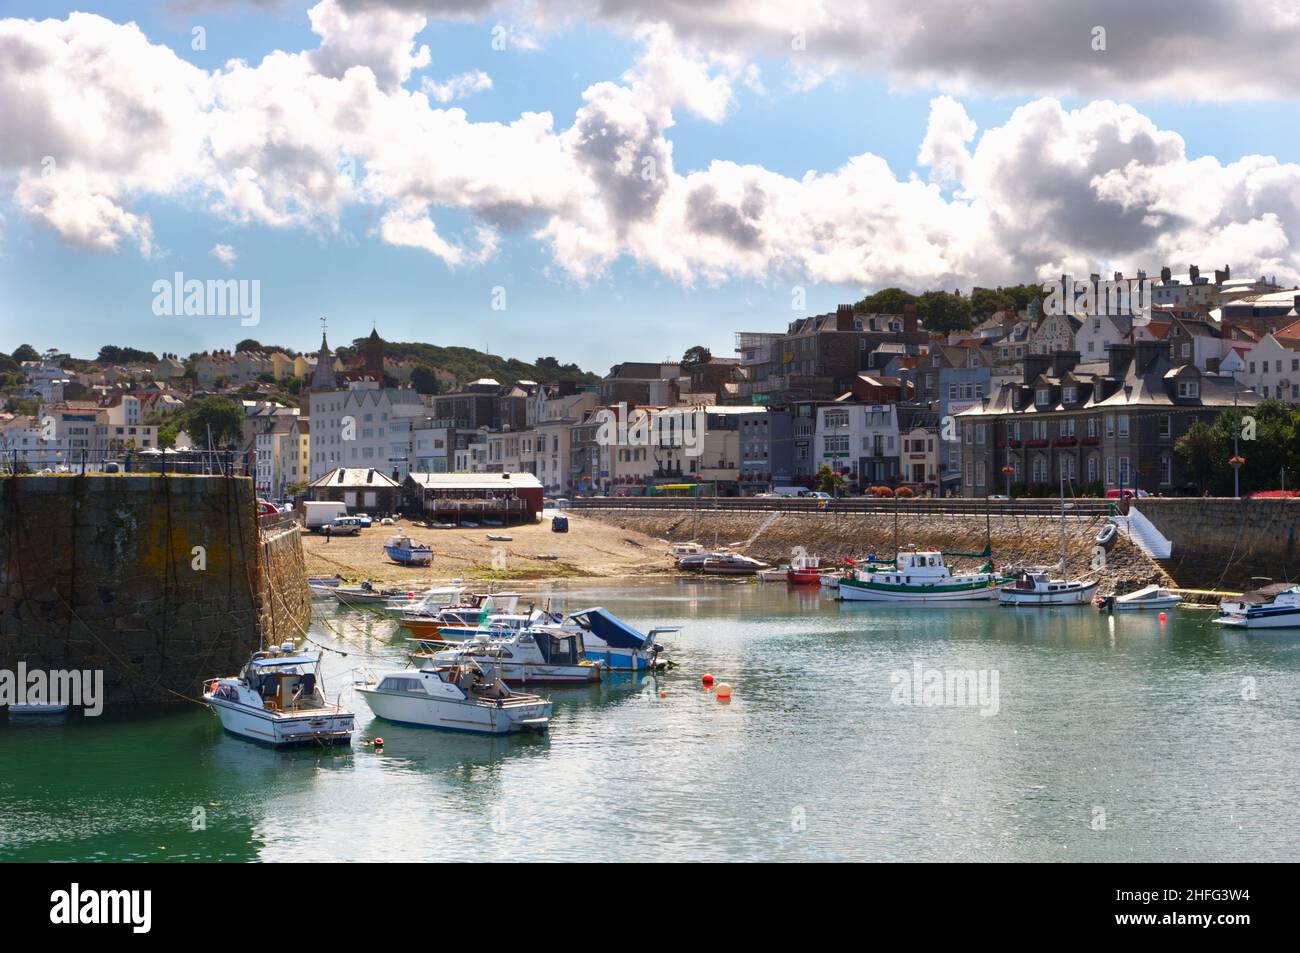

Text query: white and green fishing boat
(838, 548), (1006, 603)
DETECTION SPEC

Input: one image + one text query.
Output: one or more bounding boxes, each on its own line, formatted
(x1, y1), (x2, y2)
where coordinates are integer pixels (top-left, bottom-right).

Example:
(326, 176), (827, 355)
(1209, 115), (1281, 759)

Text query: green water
(3, 581), (1299, 862)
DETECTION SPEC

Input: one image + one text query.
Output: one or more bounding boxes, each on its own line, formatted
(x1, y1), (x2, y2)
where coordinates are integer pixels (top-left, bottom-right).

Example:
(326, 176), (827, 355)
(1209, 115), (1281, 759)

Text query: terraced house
(957, 341), (1260, 497)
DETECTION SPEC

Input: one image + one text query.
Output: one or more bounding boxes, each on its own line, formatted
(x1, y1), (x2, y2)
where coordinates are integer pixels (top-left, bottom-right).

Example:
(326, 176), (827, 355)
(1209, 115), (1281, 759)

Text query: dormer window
(1036, 388), (1050, 406)
(1177, 380), (1200, 399)
(1063, 386), (1077, 403)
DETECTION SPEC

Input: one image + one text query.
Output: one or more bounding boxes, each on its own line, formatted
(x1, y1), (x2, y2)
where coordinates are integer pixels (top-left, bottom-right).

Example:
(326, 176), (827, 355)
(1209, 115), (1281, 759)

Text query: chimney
(1189, 264), (1200, 282)
(835, 304), (855, 331)
(1051, 350), (1080, 378)
(1160, 266), (1171, 283)
(1108, 341), (1136, 378)
(1134, 339), (1166, 373)
(1023, 353), (1052, 385)
(902, 303), (918, 335)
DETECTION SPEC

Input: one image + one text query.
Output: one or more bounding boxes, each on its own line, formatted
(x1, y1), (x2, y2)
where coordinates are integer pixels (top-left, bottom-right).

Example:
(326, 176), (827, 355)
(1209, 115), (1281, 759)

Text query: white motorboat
(757, 566), (789, 582)
(997, 476), (1095, 607)
(203, 647), (355, 748)
(356, 661), (551, 734)
(383, 586), (467, 616)
(1097, 584), (1182, 611)
(998, 569), (1098, 606)
(839, 549), (1005, 603)
(307, 575), (345, 597)
(1215, 584), (1300, 629)
(698, 553), (769, 576)
(413, 628), (602, 685)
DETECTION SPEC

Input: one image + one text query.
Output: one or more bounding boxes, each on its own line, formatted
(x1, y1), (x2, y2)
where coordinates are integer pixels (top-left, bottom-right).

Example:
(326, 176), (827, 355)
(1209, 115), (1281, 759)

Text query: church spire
(310, 322), (337, 393)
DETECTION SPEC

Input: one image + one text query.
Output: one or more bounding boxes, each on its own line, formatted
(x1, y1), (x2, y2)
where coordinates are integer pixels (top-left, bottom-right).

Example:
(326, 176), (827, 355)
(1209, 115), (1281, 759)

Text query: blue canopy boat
(536, 607), (678, 671)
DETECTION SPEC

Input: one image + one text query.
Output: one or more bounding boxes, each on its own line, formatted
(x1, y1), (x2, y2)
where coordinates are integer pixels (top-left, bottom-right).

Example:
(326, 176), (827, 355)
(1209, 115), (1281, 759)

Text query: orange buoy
(659, 691), (667, 699)
(373, 737), (384, 748)
(715, 682), (732, 699)
(702, 673), (714, 687)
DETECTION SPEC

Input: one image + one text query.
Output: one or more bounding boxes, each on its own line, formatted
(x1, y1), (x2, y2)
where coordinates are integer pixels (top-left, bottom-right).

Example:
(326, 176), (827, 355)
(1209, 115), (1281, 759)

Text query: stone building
(957, 342), (1260, 497)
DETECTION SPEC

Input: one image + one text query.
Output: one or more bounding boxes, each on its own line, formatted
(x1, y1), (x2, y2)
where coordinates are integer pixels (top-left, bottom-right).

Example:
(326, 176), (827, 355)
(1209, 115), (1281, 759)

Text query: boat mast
(1058, 470), (1067, 576)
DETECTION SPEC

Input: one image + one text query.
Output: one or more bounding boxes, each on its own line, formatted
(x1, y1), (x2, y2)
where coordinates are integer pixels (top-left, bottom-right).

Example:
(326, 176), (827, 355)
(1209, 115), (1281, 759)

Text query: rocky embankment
(581, 506), (1170, 594)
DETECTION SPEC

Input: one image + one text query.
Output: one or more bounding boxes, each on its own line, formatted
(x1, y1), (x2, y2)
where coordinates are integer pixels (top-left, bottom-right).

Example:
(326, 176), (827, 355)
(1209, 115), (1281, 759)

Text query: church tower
(364, 326), (384, 380)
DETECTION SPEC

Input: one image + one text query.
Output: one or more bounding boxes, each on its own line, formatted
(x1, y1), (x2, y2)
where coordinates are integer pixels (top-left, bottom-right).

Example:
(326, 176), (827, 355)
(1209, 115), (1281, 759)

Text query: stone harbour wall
(1136, 498), (1300, 590)
(0, 474), (311, 706)
(581, 506), (1168, 593)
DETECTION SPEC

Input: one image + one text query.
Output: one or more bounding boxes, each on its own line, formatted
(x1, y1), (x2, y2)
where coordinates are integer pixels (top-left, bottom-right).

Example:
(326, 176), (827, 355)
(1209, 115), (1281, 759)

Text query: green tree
(410, 365), (442, 395)
(236, 339), (263, 352)
(853, 287), (917, 315)
(186, 395), (245, 448)
(681, 345), (712, 368)
(815, 464), (845, 496)
(916, 290), (973, 334)
(10, 344), (39, 363)
(1175, 420), (1218, 493)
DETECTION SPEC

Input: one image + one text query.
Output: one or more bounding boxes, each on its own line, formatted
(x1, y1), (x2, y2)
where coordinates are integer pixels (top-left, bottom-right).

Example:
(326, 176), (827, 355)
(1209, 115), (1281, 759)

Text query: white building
(1240, 333), (1300, 402)
(308, 380), (427, 480)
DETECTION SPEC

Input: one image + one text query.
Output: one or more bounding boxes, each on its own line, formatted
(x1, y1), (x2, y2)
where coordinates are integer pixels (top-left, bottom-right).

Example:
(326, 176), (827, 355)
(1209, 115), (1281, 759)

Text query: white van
(304, 501), (348, 531)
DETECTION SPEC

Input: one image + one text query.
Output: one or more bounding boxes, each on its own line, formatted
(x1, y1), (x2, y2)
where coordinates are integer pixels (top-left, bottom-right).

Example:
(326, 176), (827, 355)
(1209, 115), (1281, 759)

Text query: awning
(567, 608), (649, 649)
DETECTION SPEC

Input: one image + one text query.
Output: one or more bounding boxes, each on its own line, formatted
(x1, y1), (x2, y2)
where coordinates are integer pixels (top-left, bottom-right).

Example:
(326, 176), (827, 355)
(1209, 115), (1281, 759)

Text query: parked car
(380, 517), (395, 526)
(354, 513), (374, 527)
(1104, 489), (1150, 499)
(327, 517), (363, 536)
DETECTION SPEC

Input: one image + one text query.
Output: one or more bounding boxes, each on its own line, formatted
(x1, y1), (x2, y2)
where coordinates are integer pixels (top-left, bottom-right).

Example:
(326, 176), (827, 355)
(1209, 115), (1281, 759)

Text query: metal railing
(0, 447), (254, 477)
(566, 496), (1113, 517)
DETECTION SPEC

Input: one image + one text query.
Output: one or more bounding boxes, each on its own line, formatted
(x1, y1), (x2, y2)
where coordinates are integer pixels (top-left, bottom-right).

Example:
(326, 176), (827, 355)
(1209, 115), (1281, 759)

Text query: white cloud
(211, 242), (237, 265)
(2, 7), (1299, 293)
(421, 69), (492, 103)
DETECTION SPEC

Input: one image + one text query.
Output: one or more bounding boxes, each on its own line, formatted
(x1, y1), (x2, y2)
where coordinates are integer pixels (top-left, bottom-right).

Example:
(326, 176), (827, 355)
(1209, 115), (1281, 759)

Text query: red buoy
(702, 673), (714, 687)
(1159, 612), (1167, 623)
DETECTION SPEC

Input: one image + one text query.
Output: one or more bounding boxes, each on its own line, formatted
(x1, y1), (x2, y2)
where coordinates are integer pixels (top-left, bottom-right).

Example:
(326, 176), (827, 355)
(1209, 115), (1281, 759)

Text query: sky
(2, 0), (1300, 374)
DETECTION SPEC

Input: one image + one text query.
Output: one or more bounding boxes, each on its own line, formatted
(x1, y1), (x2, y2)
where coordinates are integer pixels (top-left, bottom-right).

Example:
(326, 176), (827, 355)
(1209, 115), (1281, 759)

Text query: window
(1087, 418), (1098, 438)
(1063, 386), (1077, 403)
(1181, 343), (1191, 359)
(1106, 457), (1114, 485)
(1060, 419), (1075, 437)
(1036, 388), (1050, 406)
(1105, 415), (1115, 437)
(1118, 415), (1129, 437)
(1177, 380), (1200, 399)
(975, 424), (986, 445)
(1087, 456), (1098, 482)
(1160, 456), (1172, 485)
(1158, 415), (1171, 438)
(1118, 457), (1130, 486)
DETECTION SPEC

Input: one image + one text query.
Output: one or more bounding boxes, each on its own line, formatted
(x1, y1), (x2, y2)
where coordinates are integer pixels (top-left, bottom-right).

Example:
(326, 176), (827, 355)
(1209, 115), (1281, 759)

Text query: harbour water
(4, 580), (1299, 862)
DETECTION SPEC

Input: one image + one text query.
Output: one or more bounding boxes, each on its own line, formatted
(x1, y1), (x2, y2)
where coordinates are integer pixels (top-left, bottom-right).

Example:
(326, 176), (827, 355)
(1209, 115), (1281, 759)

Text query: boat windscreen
(250, 655), (318, 668)
(567, 608), (647, 649)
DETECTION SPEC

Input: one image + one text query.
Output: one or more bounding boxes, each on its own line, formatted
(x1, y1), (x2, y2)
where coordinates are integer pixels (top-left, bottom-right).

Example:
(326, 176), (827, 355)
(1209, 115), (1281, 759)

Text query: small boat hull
(998, 580), (1098, 606)
(358, 688), (550, 734)
(1214, 607), (1300, 629)
(206, 697), (354, 747)
(839, 577), (1001, 602)
(787, 569), (823, 586)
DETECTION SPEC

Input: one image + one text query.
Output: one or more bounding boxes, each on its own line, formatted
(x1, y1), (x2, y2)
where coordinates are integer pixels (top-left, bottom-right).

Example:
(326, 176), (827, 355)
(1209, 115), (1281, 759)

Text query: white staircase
(1110, 506), (1172, 559)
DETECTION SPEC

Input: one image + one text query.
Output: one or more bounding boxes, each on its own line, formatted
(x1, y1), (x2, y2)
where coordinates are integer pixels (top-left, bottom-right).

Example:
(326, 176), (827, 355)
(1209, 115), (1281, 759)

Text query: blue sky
(3, 0), (1299, 373)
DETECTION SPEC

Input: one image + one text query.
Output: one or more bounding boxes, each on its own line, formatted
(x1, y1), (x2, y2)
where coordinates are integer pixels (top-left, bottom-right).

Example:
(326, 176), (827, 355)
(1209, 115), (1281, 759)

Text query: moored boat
(413, 629), (602, 685)
(384, 534), (434, 567)
(839, 549), (1004, 603)
(699, 553), (769, 576)
(534, 607), (676, 672)
(203, 648), (355, 747)
(356, 661), (551, 734)
(1096, 584), (1182, 611)
(332, 581), (401, 606)
(998, 570), (1098, 606)
(1214, 584), (1300, 629)
(787, 554), (822, 585)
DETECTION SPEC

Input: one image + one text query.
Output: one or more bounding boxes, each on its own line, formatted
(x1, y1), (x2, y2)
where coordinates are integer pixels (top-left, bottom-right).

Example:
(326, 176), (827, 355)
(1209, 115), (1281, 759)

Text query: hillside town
(4, 266), (1299, 503)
